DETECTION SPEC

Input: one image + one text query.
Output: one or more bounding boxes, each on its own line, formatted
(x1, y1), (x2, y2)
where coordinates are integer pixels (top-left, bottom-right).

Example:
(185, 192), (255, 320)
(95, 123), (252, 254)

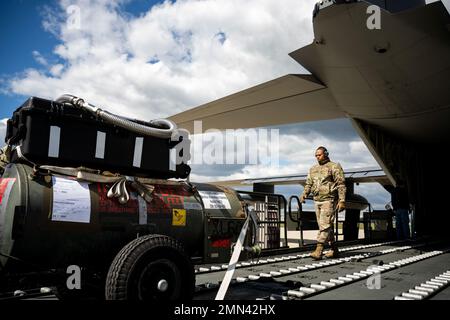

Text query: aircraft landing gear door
(288, 196), (303, 247)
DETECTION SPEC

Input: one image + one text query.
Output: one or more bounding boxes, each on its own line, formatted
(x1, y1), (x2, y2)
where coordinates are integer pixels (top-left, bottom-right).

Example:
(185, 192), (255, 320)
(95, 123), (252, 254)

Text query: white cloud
(32, 51), (49, 66)
(50, 64), (65, 76)
(7, 0), (316, 120)
(189, 129), (379, 182)
(188, 124), (384, 205)
(3, 0), (388, 206)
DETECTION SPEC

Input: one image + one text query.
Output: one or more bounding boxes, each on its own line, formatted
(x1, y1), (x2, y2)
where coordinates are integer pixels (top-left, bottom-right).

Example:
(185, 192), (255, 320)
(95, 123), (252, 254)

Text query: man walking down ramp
(300, 146), (346, 260)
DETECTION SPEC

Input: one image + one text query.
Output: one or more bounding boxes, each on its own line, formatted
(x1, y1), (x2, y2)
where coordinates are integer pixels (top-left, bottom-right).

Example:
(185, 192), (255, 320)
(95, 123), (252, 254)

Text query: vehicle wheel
(105, 234), (194, 301)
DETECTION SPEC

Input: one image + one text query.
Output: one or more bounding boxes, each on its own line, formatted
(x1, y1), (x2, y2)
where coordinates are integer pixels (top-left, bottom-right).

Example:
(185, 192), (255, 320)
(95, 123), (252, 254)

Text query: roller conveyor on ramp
(194, 241), (405, 290)
(3, 238), (449, 300)
(192, 238), (450, 300)
(292, 250), (450, 300)
(393, 269), (450, 300)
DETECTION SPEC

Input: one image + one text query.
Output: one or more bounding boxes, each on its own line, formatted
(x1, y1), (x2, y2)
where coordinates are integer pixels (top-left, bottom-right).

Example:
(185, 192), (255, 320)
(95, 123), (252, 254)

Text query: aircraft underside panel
(291, 1), (450, 144)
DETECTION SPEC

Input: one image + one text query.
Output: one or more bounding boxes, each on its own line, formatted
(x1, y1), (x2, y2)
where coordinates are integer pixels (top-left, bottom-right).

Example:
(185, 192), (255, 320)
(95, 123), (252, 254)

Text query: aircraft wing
(169, 74), (344, 132)
(207, 167), (390, 187)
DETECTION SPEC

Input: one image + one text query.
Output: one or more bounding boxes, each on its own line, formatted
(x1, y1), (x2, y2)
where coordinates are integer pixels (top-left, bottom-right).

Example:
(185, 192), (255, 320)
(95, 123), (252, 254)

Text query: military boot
(310, 243), (324, 260)
(325, 243), (339, 258)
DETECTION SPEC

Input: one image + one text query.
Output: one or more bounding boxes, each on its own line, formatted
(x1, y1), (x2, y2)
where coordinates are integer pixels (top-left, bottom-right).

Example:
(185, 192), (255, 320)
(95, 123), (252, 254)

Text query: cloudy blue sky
(5, 0), (446, 209)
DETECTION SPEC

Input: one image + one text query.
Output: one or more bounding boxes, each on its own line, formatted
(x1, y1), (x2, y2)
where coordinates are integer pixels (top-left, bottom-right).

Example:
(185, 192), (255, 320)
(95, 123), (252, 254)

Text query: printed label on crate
(198, 191), (231, 210)
(52, 177), (91, 223)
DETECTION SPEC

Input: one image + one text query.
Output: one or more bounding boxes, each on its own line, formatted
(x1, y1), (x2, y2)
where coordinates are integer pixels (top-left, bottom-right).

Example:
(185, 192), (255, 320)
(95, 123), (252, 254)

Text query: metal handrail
(288, 195), (304, 246)
(287, 195), (302, 223)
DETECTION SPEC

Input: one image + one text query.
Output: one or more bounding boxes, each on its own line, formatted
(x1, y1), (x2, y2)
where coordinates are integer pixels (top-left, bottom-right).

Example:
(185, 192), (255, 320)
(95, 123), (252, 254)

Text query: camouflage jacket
(302, 160), (346, 202)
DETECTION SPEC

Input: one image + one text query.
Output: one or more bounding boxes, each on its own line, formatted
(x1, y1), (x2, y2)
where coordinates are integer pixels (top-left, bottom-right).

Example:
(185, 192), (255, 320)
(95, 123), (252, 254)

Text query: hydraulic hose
(56, 94), (177, 139)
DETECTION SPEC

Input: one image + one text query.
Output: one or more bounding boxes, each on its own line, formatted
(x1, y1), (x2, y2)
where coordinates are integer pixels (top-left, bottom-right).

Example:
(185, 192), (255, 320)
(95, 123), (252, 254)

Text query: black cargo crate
(5, 97), (190, 179)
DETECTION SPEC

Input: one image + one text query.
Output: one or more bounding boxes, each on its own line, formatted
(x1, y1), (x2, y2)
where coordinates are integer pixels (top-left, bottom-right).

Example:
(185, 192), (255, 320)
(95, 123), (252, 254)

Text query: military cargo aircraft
(169, 0), (450, 238)
(1, 0), (450, 301)
(166, 0), (450, 300)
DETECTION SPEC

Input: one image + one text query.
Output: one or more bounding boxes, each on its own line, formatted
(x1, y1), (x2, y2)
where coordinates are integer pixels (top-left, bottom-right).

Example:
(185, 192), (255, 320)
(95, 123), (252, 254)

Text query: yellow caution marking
(172, 208), (186, 226)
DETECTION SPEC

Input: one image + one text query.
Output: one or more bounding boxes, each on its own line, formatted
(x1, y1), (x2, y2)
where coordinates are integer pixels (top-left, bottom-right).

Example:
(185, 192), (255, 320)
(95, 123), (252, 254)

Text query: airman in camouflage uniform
(300, 146), (346, 260)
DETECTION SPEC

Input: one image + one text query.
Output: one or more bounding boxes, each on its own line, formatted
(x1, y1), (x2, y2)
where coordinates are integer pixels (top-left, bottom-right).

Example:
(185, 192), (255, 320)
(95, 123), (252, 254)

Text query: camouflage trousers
(314, 200), (337, 244)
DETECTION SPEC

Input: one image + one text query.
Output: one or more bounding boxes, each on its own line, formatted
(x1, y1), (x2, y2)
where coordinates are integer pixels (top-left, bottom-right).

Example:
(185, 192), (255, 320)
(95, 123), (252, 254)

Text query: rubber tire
(105, 235), (194, 301)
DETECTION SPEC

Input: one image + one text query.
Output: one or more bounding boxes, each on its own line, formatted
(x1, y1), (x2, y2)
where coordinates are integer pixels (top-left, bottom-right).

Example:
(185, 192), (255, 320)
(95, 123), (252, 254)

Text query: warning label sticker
(198, 191), (231, 210)
(172, 208), (186, 226)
